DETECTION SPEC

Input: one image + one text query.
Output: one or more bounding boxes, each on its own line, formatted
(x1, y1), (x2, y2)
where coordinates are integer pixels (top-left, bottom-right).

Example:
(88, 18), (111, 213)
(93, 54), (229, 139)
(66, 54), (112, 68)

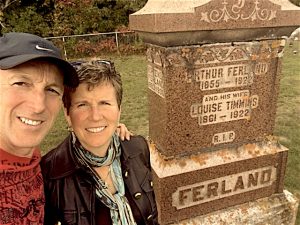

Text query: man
(0, 32), (131, 225)
(0, 32), (80, 224)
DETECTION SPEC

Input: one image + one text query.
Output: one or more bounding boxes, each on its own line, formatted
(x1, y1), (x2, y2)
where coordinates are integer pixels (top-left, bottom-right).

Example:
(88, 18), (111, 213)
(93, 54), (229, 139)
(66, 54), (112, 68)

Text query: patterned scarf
(71, 133), (136, 225)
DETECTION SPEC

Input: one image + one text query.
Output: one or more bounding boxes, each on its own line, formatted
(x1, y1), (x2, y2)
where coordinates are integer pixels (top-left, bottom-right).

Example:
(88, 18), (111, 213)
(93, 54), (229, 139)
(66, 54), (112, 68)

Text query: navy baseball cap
(0, 32), (79, 88)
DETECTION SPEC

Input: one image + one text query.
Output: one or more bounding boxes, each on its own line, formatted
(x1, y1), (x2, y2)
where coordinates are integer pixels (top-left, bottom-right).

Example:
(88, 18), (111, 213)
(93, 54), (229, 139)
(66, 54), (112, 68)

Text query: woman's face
(65, 82), (121, 156)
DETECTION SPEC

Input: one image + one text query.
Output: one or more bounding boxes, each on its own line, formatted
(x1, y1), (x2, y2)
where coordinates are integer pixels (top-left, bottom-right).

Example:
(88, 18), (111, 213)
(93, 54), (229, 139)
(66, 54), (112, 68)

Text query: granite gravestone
(130, 0), (300, 224)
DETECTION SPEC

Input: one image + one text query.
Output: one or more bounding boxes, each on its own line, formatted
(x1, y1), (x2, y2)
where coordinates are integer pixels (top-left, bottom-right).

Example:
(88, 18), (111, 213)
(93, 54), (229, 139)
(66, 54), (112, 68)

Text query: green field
(275, 40), (300, 224)
(41, 41), (300, 223)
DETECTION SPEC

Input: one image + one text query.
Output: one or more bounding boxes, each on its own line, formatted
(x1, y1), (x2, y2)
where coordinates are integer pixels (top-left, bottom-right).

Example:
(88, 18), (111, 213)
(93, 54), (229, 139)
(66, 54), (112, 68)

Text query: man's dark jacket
(41, 135), (158, 225)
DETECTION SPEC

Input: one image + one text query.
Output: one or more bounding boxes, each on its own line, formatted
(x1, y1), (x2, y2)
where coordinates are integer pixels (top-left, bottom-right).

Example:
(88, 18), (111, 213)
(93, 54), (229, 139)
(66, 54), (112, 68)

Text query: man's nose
(29, 89), (47, 113)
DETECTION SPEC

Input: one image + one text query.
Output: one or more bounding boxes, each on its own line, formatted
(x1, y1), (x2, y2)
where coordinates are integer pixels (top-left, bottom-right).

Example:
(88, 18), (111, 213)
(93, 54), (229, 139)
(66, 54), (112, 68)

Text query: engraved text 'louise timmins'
(191, 90), (259, 126)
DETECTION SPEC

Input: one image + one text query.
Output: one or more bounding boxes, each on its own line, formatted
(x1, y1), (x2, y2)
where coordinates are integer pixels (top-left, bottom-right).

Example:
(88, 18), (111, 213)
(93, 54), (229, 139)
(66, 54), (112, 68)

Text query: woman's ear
(118, 106), (121, 123)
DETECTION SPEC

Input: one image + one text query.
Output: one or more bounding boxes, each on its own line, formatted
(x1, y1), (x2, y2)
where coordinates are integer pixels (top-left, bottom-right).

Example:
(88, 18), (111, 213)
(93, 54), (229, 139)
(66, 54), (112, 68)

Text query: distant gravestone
(130, 0), (300, 224)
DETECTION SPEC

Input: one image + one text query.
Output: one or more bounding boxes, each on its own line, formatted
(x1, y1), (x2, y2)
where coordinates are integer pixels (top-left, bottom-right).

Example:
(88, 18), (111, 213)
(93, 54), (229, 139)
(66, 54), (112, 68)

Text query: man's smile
(18, 117), (43, 126)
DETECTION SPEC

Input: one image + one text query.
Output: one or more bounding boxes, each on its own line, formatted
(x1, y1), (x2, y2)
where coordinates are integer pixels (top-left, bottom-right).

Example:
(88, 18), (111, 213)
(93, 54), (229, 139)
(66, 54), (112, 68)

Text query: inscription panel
(212, 131), (236, 145)
(147, 65), (165, 98)
(172, 166), (276, 209)
(194, 64), (254, 91)
(190, 90), (259, 126)
(147, 40), (283, 156)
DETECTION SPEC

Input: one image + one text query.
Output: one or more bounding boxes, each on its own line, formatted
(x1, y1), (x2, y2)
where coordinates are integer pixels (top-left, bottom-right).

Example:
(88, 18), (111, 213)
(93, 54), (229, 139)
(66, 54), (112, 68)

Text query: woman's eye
(77, 103), (86, 107)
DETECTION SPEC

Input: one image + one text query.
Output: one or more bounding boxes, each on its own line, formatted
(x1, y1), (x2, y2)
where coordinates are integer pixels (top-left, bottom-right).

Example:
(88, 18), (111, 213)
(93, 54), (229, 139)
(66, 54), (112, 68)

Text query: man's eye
(100, 101), (110, 105)
(47, 88), (61, 96)
(13, 81), (28, 86)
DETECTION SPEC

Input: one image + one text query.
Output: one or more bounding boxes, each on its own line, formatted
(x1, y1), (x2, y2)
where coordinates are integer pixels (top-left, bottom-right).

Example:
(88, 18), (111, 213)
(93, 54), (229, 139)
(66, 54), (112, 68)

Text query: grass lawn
(275, 40), (300, 223)
(41, 41), (299, 223)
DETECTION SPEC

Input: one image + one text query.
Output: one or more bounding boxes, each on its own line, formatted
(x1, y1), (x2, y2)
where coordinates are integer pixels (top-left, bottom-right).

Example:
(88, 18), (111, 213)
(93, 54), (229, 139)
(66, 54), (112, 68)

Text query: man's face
(0, 61), (64, 157)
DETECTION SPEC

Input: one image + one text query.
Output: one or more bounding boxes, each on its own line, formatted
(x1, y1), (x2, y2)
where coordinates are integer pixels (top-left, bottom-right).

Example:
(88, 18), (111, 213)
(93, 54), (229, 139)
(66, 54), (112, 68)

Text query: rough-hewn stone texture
(171, 190), (299, 225)
(147, 40), (284, 157)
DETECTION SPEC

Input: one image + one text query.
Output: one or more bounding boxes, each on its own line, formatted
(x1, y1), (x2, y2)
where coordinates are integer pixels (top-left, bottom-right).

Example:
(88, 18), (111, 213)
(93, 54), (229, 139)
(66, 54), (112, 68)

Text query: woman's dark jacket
(41, 135), (158, 225)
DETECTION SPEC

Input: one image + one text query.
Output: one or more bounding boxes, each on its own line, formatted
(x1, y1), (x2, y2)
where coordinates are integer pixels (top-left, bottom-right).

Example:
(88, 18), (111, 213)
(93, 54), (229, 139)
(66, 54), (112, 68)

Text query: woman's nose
(90, 106), (103, 121)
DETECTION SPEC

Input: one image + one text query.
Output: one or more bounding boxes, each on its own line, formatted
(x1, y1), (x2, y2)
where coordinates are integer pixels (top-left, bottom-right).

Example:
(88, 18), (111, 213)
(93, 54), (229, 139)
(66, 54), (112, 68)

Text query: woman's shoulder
(120, 135), (149, 152)
(120, 135), (150, 165)
(121, 134), (147, 145)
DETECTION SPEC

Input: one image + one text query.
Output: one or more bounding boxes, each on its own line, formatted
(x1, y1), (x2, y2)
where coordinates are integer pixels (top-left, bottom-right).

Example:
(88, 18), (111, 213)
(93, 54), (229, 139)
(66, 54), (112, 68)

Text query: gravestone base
(171, 190), (299, 225)
(149, 140), (289, 224)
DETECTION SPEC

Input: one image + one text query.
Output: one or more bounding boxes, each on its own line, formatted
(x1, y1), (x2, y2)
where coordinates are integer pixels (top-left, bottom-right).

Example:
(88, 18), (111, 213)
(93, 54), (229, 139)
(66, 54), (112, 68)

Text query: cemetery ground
(41, 41), (300, 223)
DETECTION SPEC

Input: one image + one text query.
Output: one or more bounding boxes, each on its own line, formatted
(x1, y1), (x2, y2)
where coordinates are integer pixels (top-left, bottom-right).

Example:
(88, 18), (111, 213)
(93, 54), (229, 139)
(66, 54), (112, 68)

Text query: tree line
(1, 0), (300, 37)
(0, 0), (147, 36)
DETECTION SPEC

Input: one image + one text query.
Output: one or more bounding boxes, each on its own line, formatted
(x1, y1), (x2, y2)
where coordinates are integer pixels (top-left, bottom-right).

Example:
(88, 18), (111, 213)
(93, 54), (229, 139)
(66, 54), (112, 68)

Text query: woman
(41, 60), (158, 225)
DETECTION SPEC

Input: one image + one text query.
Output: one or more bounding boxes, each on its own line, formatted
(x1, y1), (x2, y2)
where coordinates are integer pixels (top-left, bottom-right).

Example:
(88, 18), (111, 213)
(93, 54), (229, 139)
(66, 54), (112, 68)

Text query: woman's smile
(86, 126), (106, 133)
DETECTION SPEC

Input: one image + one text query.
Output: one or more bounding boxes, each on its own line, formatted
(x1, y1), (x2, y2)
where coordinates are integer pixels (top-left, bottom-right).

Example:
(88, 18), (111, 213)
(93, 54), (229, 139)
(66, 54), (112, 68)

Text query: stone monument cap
(130, 0), (300, 46)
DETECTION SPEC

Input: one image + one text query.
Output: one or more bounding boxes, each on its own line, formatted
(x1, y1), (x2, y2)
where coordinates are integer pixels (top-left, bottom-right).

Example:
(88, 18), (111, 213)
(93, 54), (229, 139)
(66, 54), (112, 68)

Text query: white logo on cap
(35, 45), (54, 52)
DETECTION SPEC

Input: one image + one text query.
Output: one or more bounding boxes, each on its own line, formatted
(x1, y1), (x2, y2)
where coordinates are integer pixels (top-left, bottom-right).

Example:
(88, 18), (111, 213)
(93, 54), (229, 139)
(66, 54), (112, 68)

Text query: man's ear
(63, 107), (72, 127)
